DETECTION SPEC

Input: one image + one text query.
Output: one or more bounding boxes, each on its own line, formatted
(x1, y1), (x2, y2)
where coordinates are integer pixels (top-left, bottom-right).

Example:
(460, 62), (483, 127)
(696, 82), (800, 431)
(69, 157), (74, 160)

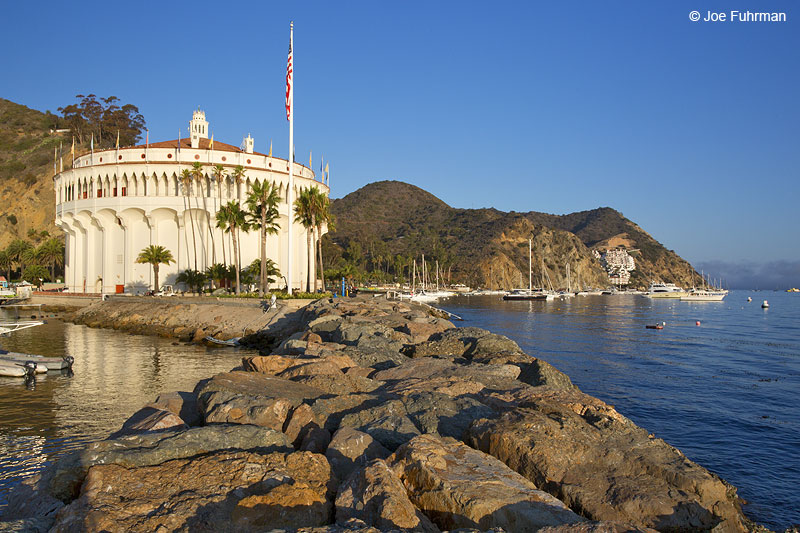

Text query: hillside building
(593, 248), (636, 286)
(53, 110), (328, 294)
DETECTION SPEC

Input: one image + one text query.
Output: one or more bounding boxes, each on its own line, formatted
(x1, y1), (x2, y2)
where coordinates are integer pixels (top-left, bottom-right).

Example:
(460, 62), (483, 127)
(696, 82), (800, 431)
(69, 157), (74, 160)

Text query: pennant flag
(71, 136), (75, 167)
(285, 38), (293, 121)
(59, 142), (63, 172)
(116, 130), (120, 149)
(309, 150), (312, 168)
(268, 140), (273, 157)
(324, 162), (329, 184)
(90, 133), (94, 153)
(177, 130), (181, 152)
(210, 134), (214, 150)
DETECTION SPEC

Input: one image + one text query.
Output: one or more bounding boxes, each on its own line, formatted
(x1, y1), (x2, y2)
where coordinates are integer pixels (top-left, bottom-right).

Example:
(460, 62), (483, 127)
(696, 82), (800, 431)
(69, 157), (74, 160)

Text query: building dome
(54, 111), (329, 294)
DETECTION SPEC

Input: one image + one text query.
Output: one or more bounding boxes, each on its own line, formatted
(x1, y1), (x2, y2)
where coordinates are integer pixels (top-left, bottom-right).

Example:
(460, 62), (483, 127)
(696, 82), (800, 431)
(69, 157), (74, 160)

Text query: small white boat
(0, 352), (74, 370)
(681, 289), (727, 302)
(0, 360), (43, 377)
(0, 321), (45, 336)
(204, 336), (241, 347)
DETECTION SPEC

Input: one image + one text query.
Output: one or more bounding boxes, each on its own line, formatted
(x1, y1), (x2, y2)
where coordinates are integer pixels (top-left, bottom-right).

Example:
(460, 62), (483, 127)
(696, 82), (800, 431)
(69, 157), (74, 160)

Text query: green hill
(325, 181), (697, 290)
(0, 98), (63, 247)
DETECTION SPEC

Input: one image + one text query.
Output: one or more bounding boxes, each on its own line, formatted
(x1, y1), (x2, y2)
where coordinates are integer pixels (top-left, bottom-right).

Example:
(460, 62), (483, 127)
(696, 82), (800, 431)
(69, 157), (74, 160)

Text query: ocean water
(439, 290), (800, 531)
(0, 320), (255, 514)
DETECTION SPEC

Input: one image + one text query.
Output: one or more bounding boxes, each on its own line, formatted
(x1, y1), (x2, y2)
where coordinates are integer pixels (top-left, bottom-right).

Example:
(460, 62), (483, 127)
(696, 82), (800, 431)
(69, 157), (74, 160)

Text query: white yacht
(681, 289), (727, 301)
(645, 283), (686, 298)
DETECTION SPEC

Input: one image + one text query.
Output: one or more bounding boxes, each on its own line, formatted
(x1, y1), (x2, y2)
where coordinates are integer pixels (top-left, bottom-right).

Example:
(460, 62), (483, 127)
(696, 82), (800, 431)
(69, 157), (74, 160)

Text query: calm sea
(0, 319), (255, 514)
(1, 295), (797, 529)
(439, 290), (800, 531)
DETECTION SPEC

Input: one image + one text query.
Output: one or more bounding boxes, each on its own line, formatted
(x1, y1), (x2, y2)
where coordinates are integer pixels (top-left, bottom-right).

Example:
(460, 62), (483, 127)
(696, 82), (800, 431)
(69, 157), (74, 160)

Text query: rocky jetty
(2, 297), (751, 532)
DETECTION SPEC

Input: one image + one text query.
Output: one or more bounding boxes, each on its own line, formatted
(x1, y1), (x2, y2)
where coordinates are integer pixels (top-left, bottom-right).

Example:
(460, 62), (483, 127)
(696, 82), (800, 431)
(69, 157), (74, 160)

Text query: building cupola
(189, 108), (209, 148)
(243, 133), (254, 154)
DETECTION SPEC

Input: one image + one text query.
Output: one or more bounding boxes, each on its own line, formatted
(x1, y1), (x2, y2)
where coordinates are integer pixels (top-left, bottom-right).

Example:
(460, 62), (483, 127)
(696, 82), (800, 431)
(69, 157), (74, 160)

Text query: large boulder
(388, 434), (584, 532)
(468, 399), (748, 532)
(151, 390), (201, 426)
(50, 451), (335, 532)
(107, 406), (188, 438)
(196, 371), (324, 429)
(49, 424), (294, 503)
(372, 357), (520, 389)
(335, 459), (439, 532)
(339, 400), (420, 451)
(325, 427), (390, 482)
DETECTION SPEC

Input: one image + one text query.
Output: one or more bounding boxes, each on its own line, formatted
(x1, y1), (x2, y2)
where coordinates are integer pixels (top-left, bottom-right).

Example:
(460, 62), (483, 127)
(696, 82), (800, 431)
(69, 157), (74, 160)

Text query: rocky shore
(2, 296), (754, 532)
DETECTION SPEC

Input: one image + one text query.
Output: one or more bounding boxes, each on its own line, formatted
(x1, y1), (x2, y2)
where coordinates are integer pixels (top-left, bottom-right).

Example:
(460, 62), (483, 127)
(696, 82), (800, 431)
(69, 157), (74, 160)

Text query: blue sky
(2, 1), (798, 279)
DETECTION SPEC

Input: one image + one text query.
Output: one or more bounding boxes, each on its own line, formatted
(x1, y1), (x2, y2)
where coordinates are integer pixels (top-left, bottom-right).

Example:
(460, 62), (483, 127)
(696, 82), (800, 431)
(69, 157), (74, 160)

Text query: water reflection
(440, 292), (800, 530)
(0, 320), (255, 509)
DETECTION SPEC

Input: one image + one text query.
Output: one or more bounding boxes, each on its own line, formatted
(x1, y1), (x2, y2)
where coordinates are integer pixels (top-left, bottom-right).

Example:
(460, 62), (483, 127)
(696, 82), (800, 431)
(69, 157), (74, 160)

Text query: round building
(54, 110), (328, 294)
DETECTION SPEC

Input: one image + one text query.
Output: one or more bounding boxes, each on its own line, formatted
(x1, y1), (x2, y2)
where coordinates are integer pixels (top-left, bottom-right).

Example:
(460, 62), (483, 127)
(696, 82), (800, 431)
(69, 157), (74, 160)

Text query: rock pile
(3, 297), (750, 532)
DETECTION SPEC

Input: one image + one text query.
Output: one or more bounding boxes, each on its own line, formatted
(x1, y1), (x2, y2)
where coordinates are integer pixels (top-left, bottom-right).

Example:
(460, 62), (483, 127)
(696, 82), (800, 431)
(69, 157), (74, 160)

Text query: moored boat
(681, 289), (727, 302)
(0, 352), (74, 371)
(645, 283), (686, 298)
(502, 289), (551, 301)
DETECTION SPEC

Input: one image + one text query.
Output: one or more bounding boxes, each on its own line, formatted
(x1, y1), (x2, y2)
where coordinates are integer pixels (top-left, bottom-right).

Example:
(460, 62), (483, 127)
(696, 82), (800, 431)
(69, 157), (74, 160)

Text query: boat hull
(503, 294), (549, 301)
(0, 353), (74, 370)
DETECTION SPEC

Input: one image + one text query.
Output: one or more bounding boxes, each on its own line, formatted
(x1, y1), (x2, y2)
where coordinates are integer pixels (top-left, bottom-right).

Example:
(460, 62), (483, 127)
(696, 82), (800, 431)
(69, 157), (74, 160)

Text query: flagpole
(287, 20), (295, 293)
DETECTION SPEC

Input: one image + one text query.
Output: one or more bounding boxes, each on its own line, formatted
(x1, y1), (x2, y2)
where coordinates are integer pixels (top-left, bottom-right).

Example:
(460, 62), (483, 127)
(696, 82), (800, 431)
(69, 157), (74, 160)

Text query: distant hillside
(0, 98), (62, 247)
(326, 181), (698, 289)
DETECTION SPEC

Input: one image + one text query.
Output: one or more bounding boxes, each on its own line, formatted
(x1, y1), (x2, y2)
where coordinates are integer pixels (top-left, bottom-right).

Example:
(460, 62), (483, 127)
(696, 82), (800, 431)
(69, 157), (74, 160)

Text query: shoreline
(2, 296), (764, 532)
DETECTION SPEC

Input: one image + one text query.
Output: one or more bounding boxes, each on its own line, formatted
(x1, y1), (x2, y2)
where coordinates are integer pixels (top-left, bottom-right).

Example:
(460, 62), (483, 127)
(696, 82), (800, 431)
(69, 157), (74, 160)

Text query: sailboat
(503, 239), (553, 301)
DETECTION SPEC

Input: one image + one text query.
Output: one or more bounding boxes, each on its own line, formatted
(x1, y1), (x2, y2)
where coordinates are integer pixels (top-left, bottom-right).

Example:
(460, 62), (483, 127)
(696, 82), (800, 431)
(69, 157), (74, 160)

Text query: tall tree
(212, 164), (228, 265)
(310, 187), (332, 293)
(294, 188), (316, 292)
(216, 201), (249, 294)
(0, 251), (12, 282)
(230, 165), (246, 202)
(180, 168), (198, 270)
(136, 245), (174, 292)
(191, 162), (216, 264)
(6, 239), (32, 277)
(36, 237), (65, 281)
(246, 180), (281, 293)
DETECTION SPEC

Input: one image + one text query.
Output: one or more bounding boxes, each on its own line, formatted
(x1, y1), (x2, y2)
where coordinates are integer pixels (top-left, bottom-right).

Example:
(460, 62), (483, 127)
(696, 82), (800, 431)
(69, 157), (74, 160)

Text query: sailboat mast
(412, 259), (416, 295)
(421, 254), (426, 291)
(528, 238), (532, 292)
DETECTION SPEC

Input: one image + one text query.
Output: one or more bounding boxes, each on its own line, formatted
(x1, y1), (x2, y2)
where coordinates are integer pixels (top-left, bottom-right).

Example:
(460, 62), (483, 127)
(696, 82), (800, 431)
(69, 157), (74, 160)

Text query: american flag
(285, 40), (293, 121)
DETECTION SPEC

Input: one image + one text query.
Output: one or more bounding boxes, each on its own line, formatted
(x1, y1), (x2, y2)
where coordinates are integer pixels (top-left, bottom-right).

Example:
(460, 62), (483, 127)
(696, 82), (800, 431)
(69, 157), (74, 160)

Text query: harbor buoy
(762, 300), (769, 308)
(747, 297), (752, 302)
(696, 321), (701, 326)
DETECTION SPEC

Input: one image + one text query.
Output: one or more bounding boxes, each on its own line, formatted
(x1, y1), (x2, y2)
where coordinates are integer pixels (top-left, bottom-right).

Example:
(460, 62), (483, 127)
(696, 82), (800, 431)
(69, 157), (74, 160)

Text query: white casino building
(54, 110), (328, 294)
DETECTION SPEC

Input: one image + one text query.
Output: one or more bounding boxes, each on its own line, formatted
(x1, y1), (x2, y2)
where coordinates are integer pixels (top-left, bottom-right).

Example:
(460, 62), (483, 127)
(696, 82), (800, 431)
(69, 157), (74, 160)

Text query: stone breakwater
(1, 297), (753, 532)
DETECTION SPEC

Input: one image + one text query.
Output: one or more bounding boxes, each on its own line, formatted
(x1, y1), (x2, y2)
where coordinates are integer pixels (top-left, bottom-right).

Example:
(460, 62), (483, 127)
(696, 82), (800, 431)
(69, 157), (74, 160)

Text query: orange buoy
(696, 321), (701, 326)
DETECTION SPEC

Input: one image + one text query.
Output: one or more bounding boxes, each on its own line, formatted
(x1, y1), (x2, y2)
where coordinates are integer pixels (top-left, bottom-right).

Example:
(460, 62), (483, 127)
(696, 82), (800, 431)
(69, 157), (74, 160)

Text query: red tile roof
(134, 138), (268, 157)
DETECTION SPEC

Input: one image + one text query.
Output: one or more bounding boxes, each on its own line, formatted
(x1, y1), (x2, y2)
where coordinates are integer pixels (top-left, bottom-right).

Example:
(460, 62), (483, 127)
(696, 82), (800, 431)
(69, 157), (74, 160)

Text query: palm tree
(246, 180), (281, 293)
(7, 239), (32, 278)
(176, 268), (207, 294)
(310, 187), (332, 293)
(212, 164), (228, 265)
(216, 201), (249, 294)
(180, 168), (198, 270)
(248, 258), (281, 288)
(230, 165), (246, 202)
(36, 237), (65, 281)
(0, 250), (12, 282)
(206, 263), (228, 290)
(191, 162), (216, 265)
(136, 245), (174, 292)
(22, 264), (49, 287)
(294, 188), (315, 292)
